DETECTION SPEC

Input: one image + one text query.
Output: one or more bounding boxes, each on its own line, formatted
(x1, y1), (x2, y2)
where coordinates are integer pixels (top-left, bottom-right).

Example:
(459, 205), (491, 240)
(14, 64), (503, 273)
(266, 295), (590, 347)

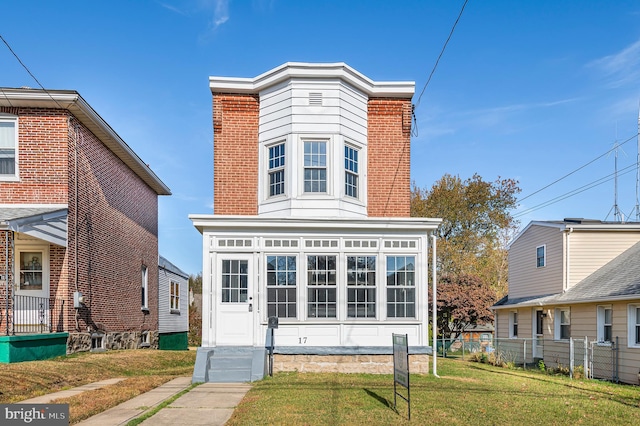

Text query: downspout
(431, 233), (439, 377)
(74, 121), (80, 331)
(565, 227), (573, 292)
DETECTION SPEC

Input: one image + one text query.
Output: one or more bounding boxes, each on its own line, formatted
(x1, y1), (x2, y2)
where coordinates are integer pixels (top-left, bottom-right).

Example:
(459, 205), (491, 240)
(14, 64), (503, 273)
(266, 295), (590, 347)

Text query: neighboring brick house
(0, 88), (170, 362)
(493, 219), (640, 384)
(190, 63), (441, 382)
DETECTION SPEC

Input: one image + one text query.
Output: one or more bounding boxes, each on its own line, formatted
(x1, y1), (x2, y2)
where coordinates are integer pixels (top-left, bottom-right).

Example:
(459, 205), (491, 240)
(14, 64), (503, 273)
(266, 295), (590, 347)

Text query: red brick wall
(68, 118), (159, 334)
(212, 93), (259, 215)
(0, 107), (68, 203)
(367, 98), (412, 217)
(0, 106), (159, 337)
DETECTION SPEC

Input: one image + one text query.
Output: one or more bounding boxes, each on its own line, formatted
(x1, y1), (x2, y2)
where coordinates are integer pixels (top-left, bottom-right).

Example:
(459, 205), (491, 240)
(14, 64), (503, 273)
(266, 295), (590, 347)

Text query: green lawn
(227, 358), (640, 425)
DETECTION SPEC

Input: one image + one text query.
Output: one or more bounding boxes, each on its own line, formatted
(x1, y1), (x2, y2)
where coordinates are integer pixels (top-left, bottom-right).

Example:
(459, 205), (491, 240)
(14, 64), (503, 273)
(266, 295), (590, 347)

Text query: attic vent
(309, 92), (323, 106)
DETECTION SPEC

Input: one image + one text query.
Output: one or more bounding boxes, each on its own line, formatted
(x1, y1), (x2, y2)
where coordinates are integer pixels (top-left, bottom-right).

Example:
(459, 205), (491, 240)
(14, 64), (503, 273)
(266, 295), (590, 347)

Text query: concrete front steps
(192, 346), (267, 383)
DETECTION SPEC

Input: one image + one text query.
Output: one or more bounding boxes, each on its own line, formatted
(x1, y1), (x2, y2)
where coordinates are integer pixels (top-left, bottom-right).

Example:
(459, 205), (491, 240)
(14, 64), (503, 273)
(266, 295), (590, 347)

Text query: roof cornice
(209, 62), (415, 98)
(189, 215), (441, 234)
(0, 88), (171, 195)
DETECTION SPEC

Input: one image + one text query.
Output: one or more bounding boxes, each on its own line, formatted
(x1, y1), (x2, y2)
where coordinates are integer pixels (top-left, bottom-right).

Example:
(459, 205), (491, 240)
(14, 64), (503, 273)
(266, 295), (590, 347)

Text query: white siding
(508, 225), (564, 298)
(158, 267), (189, 334)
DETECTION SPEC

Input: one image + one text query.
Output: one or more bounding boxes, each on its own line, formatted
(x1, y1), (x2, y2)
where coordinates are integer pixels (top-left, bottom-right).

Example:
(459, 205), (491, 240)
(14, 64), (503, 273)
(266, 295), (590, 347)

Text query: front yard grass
(0, 349), (196, 424)
(227, 358), (640, 425)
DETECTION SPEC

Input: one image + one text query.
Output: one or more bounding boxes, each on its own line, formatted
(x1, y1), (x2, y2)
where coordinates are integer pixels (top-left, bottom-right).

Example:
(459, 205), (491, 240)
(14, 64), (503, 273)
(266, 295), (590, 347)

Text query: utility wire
(518, 132), (639, 203)
(414, 0), (469, 111)
(515, 163), (638, 218)
(0, 33), (64, 109)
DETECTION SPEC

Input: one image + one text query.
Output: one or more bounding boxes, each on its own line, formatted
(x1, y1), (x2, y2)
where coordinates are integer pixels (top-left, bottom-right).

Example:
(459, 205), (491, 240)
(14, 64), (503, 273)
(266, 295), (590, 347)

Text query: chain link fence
(435, 335), (618, 383)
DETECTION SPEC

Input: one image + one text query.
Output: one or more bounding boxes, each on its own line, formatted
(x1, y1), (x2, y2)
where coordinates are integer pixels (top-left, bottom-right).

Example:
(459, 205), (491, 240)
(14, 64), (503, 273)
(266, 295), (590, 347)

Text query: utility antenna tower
(612, 138), (623, 222)
(636, 104), (640, 221)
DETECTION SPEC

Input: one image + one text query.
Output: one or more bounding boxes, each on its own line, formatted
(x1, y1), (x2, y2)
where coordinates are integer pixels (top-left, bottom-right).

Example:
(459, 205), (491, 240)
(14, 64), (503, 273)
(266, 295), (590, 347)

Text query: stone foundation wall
(273, 354), (429, 374)
(67, 331), (158, 353)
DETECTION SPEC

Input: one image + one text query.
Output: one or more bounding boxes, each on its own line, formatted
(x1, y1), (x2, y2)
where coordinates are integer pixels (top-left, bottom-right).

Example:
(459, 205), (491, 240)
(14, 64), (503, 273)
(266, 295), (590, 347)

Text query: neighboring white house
(158, 255), (189, 350)
(190, 62), (441, 382)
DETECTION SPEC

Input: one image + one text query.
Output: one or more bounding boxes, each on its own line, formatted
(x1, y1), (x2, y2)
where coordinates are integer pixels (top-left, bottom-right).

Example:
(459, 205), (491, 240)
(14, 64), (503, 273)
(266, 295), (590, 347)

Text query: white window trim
(299, 135), (333, 198)
(536, 245), (546, 268)
(170, 280), (180, 313)
(596, 305), (612, 345)
(554, 307), (570, 340)
(141, 265), (149, 310)
(0, 113), (19, 181)
(509, 310), (518, 338)
(627, 304), (640, 349)
(265, 139), (287, 200)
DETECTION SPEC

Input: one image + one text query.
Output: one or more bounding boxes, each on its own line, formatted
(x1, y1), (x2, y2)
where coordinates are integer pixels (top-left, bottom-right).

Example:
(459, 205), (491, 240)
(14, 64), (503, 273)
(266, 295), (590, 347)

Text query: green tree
(188, 273), (202, 294)
(412, 173), (519, 297)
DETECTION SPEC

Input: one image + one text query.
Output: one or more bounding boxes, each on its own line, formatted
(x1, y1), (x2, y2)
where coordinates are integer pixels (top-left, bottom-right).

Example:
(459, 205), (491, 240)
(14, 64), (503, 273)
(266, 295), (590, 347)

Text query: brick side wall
(212, 93), (259, 215)
(68, 118), (159, 335)
(0, 107), (69, 203)
(367, 98), (412, 217)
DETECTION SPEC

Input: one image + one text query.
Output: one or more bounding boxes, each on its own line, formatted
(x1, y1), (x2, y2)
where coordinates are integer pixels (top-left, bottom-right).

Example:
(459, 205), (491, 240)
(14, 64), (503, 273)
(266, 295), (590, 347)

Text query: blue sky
(2, 1), (639, 275)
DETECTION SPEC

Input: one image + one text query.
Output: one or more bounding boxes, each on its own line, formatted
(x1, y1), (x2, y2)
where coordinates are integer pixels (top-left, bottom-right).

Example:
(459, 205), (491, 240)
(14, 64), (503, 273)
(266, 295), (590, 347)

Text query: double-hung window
(170, 281), (180, 312)
(536, 245), (545, 268)
(628, 305), (640, 348)
(510, 311), (518, 338)
(386, 256), (415, 318)
(597, 305), (612, 343)
(0, 115), (18, 179)
(307, 255), (336, 318)
(304, 141), (327, 193)
(268, 143), (285, 197)
(141, 265), (149, 310)
(555, 308), (570, 340)
(347, 256), (376, 318)
(266, 255), (297, 318)
(344, 145), (358, 198)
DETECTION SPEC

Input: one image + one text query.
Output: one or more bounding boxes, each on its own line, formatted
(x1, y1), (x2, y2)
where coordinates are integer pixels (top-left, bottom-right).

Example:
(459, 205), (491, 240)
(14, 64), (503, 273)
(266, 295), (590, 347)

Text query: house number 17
(298, 337), (307, 344)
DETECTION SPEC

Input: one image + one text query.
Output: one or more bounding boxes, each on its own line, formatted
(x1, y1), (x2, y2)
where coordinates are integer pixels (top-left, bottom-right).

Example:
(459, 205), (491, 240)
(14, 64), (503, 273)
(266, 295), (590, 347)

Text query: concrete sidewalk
(74, 377), (251, 426)
(19, 378), (127, 404)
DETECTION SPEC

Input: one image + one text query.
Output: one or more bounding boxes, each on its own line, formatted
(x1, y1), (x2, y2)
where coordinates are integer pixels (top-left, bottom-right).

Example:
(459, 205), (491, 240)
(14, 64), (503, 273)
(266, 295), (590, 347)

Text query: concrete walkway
(19, 376), (251, 426)
(19, 378), (127, 404)
(73, 377), (250, 426)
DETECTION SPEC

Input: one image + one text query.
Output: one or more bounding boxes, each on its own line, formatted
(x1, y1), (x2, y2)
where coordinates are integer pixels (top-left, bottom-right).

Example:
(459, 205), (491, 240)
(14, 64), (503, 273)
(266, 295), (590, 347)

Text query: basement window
(91, 333), (105, 352)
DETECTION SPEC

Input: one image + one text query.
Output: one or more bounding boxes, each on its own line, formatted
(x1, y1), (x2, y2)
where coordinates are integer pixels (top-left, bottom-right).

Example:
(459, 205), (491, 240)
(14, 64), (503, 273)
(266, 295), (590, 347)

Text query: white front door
(216, 255), (255, 345)
(533, 309), (544, 359)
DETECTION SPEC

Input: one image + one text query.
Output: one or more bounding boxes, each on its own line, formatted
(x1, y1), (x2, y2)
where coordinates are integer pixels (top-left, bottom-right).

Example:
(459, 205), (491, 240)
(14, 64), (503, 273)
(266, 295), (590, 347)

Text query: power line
(514, 163), (638, 218)
(414, 0), (469, 111)
(518, 132), (640, 203)
(0, 33), (64, 109)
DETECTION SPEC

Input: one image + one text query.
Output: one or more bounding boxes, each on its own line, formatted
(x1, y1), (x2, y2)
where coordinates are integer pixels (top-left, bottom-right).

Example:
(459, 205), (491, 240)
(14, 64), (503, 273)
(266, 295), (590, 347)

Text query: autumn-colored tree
(412, 173), (519, 297)
(429, 274), (496, 340)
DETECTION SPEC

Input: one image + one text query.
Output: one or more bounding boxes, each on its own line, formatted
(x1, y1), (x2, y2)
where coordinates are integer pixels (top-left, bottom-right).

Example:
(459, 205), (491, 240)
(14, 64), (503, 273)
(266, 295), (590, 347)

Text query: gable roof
(495, 240), (640, 308)
(508, 219), (640, 249)
(0, 88), (171, 195)
(159, 255), (189, 280)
